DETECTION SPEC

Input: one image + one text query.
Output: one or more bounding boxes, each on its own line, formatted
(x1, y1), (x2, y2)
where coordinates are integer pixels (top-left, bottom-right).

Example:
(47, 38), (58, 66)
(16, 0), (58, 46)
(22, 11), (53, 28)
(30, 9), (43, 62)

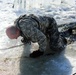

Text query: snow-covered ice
(0, 0), (76, 75)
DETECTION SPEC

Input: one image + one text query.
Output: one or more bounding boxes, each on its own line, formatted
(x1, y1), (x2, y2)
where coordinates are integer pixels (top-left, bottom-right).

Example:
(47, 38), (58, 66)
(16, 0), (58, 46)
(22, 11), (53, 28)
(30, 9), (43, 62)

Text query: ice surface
(0, 0), (76, 75)
(13, 0), (61, 10)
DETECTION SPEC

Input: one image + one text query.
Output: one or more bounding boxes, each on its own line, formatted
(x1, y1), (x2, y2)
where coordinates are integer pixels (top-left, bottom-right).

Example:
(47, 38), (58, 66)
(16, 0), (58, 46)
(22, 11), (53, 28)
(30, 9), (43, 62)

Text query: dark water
(19, 48), (72, 75)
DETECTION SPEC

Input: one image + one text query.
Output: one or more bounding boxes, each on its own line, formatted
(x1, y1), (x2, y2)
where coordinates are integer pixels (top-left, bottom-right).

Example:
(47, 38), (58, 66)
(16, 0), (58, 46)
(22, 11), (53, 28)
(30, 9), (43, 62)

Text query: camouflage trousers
(46, 17), (66, 53)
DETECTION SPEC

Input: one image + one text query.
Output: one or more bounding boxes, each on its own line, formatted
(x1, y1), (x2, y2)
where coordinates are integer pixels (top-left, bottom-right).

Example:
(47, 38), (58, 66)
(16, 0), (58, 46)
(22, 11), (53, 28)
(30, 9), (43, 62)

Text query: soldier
(6, 14), (67, 58)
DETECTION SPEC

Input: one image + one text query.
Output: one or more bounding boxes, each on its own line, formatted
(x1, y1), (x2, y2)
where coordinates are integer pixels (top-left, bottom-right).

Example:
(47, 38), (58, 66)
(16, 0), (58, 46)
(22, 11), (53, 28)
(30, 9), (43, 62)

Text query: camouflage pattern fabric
(14, 14), (66, 52)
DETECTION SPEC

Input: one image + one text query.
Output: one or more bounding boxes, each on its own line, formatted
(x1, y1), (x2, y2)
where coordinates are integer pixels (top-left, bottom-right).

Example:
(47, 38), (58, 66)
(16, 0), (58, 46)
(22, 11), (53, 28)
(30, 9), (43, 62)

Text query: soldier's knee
(51, 38), (66, 53)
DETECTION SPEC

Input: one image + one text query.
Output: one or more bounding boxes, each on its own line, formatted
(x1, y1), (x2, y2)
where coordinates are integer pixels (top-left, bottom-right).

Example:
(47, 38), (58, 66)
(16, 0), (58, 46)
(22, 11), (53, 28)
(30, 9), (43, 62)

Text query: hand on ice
(30, 50), (44, 58)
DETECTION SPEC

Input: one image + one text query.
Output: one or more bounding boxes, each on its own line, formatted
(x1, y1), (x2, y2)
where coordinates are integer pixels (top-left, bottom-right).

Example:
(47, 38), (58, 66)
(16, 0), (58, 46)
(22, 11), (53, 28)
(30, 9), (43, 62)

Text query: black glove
(30, 50), (44, 58)
(21, 37), (30, 44)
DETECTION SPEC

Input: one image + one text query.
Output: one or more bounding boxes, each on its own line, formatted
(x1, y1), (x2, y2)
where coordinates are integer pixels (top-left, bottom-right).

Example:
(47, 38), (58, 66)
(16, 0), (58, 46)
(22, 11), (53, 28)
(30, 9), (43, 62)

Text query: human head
(6, 26), (20, 39)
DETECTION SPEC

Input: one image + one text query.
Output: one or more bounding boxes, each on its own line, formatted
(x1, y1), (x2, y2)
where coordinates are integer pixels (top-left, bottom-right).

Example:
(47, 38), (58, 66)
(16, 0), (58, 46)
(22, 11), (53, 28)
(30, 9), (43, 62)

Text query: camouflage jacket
(14, 14), (58, 52)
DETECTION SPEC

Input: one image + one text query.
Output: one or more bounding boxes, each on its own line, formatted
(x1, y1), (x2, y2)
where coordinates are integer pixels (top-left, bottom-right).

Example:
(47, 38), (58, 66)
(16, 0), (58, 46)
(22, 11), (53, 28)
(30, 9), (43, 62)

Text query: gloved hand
(21, 37), (30, 44)
(30, 50), (44, 58)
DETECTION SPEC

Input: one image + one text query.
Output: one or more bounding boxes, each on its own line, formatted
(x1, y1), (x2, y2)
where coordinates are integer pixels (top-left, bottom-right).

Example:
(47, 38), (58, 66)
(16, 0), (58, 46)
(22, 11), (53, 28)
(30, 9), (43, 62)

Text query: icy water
(0, 0), (76, 75)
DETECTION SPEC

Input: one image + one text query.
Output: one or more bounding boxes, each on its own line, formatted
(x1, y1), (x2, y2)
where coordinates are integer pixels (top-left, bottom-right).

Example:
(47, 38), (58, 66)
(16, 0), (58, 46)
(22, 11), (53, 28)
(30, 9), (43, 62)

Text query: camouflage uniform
(14, 14), (66, 53)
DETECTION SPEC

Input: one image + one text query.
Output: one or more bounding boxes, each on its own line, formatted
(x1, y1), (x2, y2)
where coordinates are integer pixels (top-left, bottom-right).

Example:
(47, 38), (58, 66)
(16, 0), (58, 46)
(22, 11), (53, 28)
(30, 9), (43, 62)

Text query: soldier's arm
(19, 19), (47, 52)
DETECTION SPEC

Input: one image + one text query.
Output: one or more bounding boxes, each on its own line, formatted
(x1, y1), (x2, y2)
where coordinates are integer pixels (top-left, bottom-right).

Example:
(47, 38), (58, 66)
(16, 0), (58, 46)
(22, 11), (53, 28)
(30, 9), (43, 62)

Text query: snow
(0, 0), (76, 75)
